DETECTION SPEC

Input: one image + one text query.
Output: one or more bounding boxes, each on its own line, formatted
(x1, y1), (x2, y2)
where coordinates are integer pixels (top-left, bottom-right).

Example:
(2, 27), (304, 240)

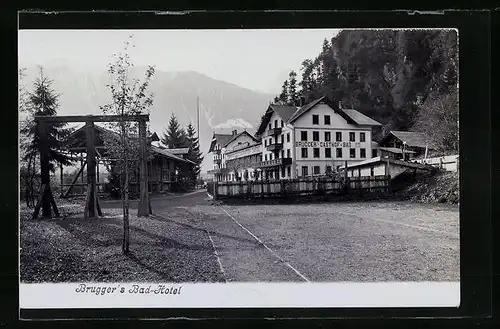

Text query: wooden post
(159, 157), (163, 192)
(84, 121), (99, 219)
(59, 162), (64, 198)
(32, 121), (59, 219)
(137, 120), (149, 217)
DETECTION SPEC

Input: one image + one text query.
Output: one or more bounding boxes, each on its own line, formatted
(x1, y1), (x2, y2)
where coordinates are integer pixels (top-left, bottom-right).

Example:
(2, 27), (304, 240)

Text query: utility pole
(197, 96), (200, 141)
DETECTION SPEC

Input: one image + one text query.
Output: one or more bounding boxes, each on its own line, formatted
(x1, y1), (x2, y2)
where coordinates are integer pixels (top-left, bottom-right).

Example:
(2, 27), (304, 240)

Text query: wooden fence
(208, 175), (391, 199)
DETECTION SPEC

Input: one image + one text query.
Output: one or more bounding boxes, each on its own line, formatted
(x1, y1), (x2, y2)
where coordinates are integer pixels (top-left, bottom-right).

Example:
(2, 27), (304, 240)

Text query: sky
(18, 29), (340, 94)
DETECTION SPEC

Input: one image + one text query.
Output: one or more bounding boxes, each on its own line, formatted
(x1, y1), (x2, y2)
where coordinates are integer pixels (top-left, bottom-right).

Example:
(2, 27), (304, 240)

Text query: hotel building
(255, 96), (382, 179)
(208, 96), (382, 181)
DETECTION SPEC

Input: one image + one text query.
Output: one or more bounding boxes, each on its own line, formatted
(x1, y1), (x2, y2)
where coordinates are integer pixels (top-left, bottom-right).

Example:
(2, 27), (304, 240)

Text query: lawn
(19, 199), (225, 283)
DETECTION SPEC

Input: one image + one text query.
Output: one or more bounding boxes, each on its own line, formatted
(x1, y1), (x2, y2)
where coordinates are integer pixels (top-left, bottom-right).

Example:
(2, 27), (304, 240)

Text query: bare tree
(100, 35), (155, 253)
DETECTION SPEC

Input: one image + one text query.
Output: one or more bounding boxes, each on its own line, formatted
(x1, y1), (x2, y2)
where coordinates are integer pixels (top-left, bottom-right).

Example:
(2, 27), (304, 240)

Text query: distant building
(206, 131), (235, 181)
(377, 131), (435, 160)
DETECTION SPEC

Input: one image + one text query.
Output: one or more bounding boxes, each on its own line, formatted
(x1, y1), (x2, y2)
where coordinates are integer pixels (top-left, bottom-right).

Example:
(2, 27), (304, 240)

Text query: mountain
(19, 65), (274, 173)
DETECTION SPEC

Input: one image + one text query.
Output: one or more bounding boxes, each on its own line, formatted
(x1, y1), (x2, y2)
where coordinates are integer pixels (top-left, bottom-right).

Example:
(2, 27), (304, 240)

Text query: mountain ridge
(19, 64), (274, 173)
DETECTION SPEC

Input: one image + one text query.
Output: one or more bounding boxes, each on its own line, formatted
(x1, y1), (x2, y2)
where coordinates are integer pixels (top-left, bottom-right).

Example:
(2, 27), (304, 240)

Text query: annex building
(208, 96), (383, 181)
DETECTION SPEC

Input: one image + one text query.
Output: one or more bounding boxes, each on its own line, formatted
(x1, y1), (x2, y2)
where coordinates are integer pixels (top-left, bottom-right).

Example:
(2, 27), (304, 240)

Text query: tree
(20, 67), (74, 215)
(185, 123), (203, 183)
(162, 113), (188, 148)
(288, 70), (299, 106)
(412, 90), (458, 154)
(100, 35), (156, 253)
(277, 80), (289, 105)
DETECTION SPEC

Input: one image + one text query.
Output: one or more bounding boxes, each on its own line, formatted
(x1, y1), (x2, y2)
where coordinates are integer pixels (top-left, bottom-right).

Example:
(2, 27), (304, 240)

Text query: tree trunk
(121, 122), (130, 254)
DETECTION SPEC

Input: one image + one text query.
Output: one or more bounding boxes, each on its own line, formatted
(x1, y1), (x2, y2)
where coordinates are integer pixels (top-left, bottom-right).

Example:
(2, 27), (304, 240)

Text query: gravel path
(212, 200), (459, 282)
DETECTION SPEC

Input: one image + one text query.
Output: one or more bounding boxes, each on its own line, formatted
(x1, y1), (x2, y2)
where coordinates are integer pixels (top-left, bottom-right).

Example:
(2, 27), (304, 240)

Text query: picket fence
(207, 175), (391, 199)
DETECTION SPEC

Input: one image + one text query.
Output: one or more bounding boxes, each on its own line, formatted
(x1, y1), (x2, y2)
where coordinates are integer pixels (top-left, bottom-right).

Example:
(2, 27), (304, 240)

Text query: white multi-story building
(255, 96), (382, 179)
(208, 96), (383, 182)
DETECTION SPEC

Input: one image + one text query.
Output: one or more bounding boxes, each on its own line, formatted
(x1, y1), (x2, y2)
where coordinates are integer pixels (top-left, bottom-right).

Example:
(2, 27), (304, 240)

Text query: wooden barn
(61, 124), (195, 197)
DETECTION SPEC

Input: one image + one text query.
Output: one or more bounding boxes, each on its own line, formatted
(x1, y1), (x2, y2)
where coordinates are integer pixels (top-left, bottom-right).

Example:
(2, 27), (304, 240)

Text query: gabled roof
(255, 104), (299, 136)
(150, 145), (195, 165)
(342, 109), (382, 126)
(288, 96), (328, 123)
(167, 147), (190, 155)
(381, 131), (434, 149)
(208, 133), (234, 152)
(224, 130), (259, 148)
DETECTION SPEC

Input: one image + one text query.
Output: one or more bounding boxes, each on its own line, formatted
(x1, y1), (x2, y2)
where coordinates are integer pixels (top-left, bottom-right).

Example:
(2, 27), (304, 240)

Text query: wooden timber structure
(60, 121), (196, 198)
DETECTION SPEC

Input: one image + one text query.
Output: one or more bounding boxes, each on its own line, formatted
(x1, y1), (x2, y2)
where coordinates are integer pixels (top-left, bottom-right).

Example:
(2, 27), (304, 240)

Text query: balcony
(267, 127), (282, 136)
(266, 143), (283, 152)
(207, 167), (229, 175)
(258, 157), (292, 168)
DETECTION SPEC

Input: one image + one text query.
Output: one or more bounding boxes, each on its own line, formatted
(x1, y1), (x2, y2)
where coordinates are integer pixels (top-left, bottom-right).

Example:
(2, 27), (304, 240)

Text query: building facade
(208, 96), (383, 182)
(255, 96), (382, 179)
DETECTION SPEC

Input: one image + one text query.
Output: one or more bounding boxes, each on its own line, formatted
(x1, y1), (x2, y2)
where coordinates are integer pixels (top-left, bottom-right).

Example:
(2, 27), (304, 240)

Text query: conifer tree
(162, 113), (188, 148)
(277, 80), (289, 105)
(21, 66), (74, 173)
(185, 123), (204, 182)
(288, 70), (299, 106)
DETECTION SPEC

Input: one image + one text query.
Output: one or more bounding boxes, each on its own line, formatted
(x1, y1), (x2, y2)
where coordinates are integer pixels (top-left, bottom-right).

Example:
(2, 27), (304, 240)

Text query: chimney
(338, 100), (342, 109)
(300, 96), (306, 107)
(232, 129), (237, 136)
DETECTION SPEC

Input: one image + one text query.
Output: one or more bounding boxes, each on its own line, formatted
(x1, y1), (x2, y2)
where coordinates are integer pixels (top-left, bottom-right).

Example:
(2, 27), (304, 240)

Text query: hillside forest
(273, 29), (458, 154)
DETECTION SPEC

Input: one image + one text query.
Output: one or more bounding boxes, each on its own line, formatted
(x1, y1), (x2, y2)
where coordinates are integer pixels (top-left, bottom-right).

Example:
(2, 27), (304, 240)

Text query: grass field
(20, 193), (459, 283)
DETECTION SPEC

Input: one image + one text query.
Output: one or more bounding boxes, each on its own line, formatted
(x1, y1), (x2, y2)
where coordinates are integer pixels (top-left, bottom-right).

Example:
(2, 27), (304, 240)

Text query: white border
(20, 282), (460, 309)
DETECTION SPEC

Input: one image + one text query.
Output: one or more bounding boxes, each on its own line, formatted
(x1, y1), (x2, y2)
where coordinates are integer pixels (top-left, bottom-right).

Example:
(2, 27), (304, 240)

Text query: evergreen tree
(21, 66), (73, 174)
(162, 113), (188, 148)
(288, 70), (299, 106)
(185, 123), (204, 181)
(277, 80), (289, 105)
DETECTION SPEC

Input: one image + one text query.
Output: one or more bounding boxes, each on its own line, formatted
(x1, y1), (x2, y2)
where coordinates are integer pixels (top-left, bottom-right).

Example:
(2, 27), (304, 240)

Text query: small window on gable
(324, 115), (331, 125)
(312, 114), (319, 125)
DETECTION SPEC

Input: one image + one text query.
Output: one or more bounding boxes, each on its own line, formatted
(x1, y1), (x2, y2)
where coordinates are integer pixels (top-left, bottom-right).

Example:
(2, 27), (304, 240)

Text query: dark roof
(150, 145), (195, 165)
(208, 133), (234, 152)
(342, 109), (382, 126)
(270, 104), (299, 122)
(223, 130), (259, 147)
(378, 147), (416, 154)
(383, 131), (434, 148)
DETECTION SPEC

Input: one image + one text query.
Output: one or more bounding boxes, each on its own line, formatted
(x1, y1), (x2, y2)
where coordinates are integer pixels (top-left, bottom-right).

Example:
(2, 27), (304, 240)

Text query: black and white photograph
(18, 26), (460, 309)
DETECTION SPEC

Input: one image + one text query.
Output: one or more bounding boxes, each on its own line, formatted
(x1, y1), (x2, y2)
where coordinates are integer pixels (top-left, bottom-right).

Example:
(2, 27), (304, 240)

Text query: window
(313, 148), (320, 158)
(269, 138), (273, 145)
(349, 132), (356, 142)
(324, 115), (331, 125)
(274, 119), (278, 128)
(287, 149), (291, 158)
(301, 131), (308, 141)
(312, 114), (319, 125)
(301, 148), (308, 158)
(360, 148), (366, 158)
(313, 131), (319, 141)
(281, 167), (285, 177)
(264, 154), (268, 161)
(326, 165), (332, 174)
(370, 167), (374, 176)
(287, 166), (291, 177)
(268, 124), (271, 130)
(264, 139), (267, 147)
(325, 131), (331, 141)
(360, 132), (366, 142)
(281, 120), (284, 127)
(336, 132), (342, 141)
(287, 133), (290, 142)
(281, 150), (284, 159)
(325, 148), (332, 158)
(302, 166), (309, 177)
(372, 149), (378, 158)
(280, 135), (284, 143)
(336, 148), (343, 158)
(350, 148), (356, 158)
(313, 166), (320, 175)
(269, 153), (273, 160)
